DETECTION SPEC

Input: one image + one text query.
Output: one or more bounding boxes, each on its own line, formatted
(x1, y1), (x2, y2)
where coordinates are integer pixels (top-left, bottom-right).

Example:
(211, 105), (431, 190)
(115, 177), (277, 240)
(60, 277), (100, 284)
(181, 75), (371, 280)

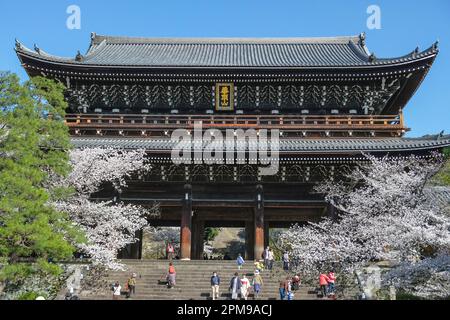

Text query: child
(254, 260), (264, 272)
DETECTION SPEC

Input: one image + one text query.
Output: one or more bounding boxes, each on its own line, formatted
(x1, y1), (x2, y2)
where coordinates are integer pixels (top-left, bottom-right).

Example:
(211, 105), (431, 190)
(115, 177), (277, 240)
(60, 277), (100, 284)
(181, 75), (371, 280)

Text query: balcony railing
(66, 113), (406, 131)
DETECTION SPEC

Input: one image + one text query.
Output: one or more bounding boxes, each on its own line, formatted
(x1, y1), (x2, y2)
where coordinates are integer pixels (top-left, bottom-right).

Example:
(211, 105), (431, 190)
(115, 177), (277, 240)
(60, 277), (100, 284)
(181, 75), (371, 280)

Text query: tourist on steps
(279, 276), (291, 300)
(262, 246), (270, 269)
(292, 274), (301, 291)
(286, 278), (294, 300)
(236, 253), (245, 270)
(167, 262), (176, 289)
(279, 278), (287, 300)
(319, 273), (330, 298)
(328, 270), (336, 294)
(166, 241), (175, 261)
(210, 272), (221, 300)
(240, 274), (250, 300)
(229, 272), (241, 300)
(126, 273), (137, 298)
(267, 248), (275, 270)
(254, 260), (264, 272)
(112, 281), (121, 300)
(282, 251), (290, 271)
(252, 270), (263, 299)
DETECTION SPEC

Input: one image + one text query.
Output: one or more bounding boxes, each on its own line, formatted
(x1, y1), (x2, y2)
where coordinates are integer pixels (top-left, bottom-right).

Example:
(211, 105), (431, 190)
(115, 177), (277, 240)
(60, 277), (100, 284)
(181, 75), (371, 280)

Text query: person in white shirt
(267, 249), (275, 270)
(112, 281), (121, 300)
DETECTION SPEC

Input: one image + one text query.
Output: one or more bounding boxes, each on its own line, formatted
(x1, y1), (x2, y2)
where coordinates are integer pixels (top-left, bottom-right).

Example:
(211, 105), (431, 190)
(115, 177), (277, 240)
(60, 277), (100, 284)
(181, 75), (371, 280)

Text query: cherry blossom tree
(52, 148), (159, 270)
(280, 153), (450, 296)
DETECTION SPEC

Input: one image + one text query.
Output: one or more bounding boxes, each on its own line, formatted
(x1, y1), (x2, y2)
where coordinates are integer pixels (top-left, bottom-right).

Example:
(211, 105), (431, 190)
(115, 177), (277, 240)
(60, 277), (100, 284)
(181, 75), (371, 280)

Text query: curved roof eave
(16, 47), (438, 71)
(15, 35), (439, 71)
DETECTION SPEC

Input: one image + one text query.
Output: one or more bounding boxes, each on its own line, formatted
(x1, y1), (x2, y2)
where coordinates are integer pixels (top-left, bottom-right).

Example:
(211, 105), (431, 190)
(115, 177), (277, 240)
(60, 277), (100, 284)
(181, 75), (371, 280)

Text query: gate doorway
(204, 227), (245, 260)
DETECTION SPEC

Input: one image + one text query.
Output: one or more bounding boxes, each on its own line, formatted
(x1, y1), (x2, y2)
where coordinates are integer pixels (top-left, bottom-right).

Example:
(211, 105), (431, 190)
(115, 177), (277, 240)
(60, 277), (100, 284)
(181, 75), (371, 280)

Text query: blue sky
(0, 0), (449, 137)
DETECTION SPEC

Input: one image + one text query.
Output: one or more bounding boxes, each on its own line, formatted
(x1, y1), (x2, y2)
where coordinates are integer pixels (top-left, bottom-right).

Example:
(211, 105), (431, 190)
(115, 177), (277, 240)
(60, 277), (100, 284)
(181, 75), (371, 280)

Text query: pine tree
(0, 72), (80, 284)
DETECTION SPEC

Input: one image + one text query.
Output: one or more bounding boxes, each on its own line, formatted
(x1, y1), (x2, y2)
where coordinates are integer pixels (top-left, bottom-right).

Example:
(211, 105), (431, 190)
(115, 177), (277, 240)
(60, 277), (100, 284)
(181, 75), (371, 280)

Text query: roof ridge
(90, 33), (362, 45)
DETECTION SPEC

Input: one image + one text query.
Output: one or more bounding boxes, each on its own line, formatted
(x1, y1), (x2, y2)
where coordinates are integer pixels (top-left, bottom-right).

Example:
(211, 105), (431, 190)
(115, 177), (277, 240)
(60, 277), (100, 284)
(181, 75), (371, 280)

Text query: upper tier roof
(70, 136), (450, 153)
(15, 33), (438, 68)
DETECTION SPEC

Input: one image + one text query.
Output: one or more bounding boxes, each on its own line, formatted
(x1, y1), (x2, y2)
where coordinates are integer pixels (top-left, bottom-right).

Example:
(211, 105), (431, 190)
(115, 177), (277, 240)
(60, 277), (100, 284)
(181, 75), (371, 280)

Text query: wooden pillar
(197, 220), (205, 259)
(245, 219), (255, 260)
(254, 185), (264, 261)
(180, 184), (192, 260)
(191, 213), (198, 259)
(264, 222), (270, 249)
(137, 229), (143, 259)
(191, 215), (205, 260)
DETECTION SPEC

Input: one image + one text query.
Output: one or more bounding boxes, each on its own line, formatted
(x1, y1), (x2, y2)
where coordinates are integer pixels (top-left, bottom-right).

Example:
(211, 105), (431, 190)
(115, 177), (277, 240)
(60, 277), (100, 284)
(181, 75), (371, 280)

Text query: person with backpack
(229, 272), (241, 300)
(210, 271), (221, 300)
(252, 270), (263, 300)
(236, 253), (245, 270)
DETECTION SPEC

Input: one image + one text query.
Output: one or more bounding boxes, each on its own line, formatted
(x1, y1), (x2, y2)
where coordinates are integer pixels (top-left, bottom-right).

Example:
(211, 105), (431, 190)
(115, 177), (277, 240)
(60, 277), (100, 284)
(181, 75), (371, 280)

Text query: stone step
(76, 260), (326, 300)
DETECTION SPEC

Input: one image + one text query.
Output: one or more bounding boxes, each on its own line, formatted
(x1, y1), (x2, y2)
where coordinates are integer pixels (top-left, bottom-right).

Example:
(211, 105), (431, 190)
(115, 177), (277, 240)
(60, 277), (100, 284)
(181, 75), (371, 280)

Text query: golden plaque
(215, 83), (234, 111)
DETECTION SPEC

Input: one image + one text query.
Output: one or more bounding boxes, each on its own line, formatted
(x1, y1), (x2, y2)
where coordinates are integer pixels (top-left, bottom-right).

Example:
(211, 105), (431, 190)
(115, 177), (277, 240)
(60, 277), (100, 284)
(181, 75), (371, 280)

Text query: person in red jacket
(319, 273), (330, 298)
(327, 271), (336, 294)
(166, 262), (176, 288)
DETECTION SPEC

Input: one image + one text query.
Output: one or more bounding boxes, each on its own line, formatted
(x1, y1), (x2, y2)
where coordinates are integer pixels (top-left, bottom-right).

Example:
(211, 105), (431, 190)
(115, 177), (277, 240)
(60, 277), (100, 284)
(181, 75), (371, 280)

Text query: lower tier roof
(70, 136), (450, 153)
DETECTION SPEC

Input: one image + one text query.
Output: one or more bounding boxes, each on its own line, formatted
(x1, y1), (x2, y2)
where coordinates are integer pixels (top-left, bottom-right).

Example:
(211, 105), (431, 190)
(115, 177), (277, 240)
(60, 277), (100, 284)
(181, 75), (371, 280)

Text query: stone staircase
(76, 259), (326, 300)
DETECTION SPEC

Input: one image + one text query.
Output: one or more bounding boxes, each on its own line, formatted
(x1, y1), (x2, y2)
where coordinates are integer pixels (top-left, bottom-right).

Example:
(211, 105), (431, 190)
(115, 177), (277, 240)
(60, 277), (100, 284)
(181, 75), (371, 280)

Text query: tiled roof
(15, 33), (438, 68)
(424, 186), (450, 208)
(70, 137), (450, 153)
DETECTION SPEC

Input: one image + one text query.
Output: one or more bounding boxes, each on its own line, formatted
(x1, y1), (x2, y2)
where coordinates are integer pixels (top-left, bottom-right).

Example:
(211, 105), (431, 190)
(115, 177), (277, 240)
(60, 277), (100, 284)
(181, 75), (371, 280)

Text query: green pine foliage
(204, 227), (220, 242)
(433, 147), (450, 186)
(0, 72), (81, 285)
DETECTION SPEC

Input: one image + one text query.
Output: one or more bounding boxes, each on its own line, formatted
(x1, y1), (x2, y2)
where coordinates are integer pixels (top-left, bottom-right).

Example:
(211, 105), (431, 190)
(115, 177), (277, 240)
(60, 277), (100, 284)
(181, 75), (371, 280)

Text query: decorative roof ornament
(368, 53), (376, 62)
(75, 50), (83, 62)
(359, 32), (366, 46)
(432, 40), (439, 51)
(15, 38), (22, 50)
(413, 46), (419, 58)
(34, 44), (41, 54)
(91, 32), (96, 41)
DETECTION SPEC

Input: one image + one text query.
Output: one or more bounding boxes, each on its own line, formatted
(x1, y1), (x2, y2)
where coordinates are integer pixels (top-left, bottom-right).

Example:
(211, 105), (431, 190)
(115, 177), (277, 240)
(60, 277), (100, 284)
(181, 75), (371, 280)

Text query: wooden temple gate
(16, 32), (450, 261)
